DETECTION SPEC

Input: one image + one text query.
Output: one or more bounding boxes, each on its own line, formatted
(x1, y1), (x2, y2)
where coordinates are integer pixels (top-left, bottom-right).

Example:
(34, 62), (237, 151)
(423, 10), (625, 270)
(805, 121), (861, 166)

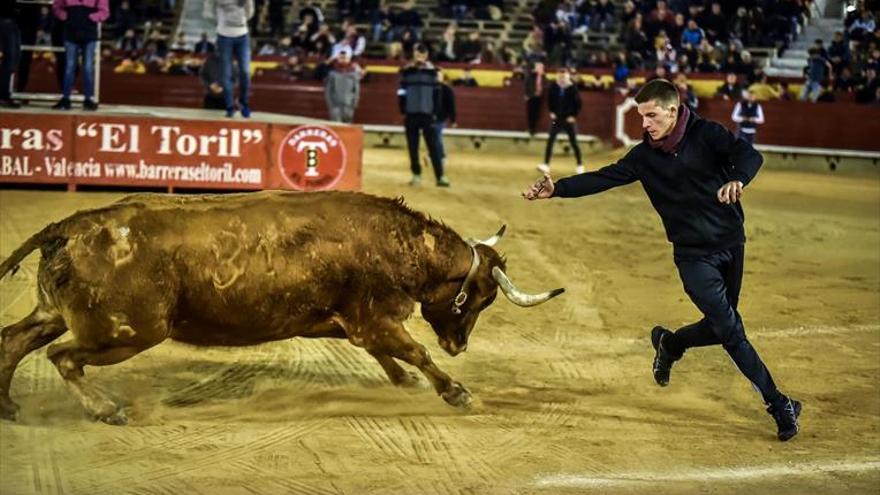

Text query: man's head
(414, 43), (429, 62)
(557, 67), (571, 85)
(726, 72), (738, 84)
(687, 19), (698, 29)
(635, 78), (680, 140)
(337, 47), (352, 62)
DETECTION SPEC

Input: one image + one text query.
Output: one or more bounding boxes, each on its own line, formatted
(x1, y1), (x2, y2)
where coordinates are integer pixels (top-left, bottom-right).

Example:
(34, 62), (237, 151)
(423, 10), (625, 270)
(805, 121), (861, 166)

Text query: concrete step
(764, 66), (804, 78)
(772, 57), (809, 70)
(784, 49), (810, 59)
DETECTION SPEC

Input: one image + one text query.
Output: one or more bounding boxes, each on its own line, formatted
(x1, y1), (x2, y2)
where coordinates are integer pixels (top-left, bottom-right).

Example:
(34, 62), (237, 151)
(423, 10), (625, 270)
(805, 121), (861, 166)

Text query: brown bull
(0, 191), (562, 424)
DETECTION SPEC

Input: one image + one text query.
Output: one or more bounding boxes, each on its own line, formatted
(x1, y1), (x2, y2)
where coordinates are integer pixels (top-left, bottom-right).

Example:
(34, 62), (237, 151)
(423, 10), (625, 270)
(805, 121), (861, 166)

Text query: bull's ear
(471, 225), (506, 247)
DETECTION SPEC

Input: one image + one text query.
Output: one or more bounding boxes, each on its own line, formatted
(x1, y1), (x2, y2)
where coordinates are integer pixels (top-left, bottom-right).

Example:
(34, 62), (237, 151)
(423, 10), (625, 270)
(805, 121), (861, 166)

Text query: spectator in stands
(524, 60), (546, 136)
(801, 47), (832, 102)
(715, 72), (743, 100)
(116, 28), (140, 52)
(674, 73), (697, 108)
(748, 72), (781, 101)
(399, 43), (448, 187)
(731, 89), (764, 144)
(170, 32), (188, 51)
(698, 2), (727, 44)
(452, 67), (478, 87)
(267, 0), (284, 37)
(299, 0), (324, 25)
(624, 14), (650, 68)
(258, 39), (277, 55)
(200, 51), (226, 110)
(834, 66), (858, 92)
(194, 31), (214, 54)
(324, 47), (361, 123)
(371, 2), (392, 42)
(680, 19), (704, 51)
(51, 0), (110, 111)
(147, 29), (169, 58)
(855, 66), (879, 103)
(333, 23), (365, 58)
(0, 0), (21, 108)
(449, 0), (468, 22)
(849, 8), (876, 44)
(204, 0), (255, 118)
(284, 51), (311, 81)
(824, 35), (848, 77)
(739, 50), (759, 84)
(668, 13), (686, 50)
(113, 50), (146, 73)
(523, 25), (545, 61)
(435, 23), (458, 62)
(311, 23), (336, 57)
(537, 67), (583, 175)
(114, 0), (136, 38)
(591, 0), (616, 33)
(458, 31), (483, 64)
(729, 6), (750, 46)
(646, 1), (675, 40)
(392, 1), (424, 41)
(434, 70), (456, 170)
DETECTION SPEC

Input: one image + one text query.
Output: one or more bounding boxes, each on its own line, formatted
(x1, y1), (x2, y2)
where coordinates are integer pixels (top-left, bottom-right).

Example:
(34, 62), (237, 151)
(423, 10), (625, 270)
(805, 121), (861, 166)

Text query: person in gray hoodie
(324, 47), (361, 123)
(204, 0), (254, 118)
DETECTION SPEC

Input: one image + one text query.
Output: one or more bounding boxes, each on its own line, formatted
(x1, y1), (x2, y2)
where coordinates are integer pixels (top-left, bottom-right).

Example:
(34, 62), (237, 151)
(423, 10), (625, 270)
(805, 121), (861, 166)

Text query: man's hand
(209, 82), (223, 94)
(566, 116), (575, 123)
(717, 180), (744, 204)
(549, 112), (556, 121)
(522, 173), (555, 200)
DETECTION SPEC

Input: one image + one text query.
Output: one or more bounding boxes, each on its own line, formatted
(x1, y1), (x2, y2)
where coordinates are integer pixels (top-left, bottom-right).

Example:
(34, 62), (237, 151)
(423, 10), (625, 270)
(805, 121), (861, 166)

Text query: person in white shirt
(204, 0), (254, 118)
(731, 89), (765, 145)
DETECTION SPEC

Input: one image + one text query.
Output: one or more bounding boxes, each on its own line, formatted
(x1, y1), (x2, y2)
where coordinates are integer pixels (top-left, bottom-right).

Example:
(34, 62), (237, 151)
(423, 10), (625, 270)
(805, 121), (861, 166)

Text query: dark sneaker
(240, 103), (251, 118)
(83, 99), (99, 111)
(768, 397), (802, 441)
(651, 326), (677, 387)
(225, 107), (235, 118)
(52, 98), (71, 110)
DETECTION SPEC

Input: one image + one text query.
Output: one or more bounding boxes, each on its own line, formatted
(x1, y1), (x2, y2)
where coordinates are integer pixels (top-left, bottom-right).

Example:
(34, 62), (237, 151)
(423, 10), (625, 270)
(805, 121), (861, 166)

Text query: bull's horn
(491, 266), (564, 307)
(474, 225), (506, 247)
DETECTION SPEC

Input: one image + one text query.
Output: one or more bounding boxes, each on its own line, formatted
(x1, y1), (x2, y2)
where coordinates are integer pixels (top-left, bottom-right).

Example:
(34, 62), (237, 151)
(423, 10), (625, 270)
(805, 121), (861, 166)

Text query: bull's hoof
(441, 382), (473, 409)
(98, 409), (129, 426)
(0, 399), (20, 422)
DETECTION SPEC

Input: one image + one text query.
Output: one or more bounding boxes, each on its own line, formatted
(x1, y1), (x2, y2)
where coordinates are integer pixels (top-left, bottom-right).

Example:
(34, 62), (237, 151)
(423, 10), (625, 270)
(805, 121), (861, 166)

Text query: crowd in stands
(12, 0), (880, 105)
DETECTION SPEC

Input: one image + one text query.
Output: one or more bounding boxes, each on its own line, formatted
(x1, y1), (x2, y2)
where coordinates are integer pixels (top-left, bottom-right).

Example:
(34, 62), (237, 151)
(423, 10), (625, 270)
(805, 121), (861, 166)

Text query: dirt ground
(1, 146), (878, 495)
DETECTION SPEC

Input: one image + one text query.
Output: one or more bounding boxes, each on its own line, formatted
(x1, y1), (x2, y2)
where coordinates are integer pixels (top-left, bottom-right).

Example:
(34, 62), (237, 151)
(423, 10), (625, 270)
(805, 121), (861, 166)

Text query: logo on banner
(278, 125), (347, 191)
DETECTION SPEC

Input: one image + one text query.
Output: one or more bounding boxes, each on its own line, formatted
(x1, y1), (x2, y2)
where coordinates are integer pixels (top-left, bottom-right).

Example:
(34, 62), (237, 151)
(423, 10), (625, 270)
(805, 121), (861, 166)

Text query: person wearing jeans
(51, 0), (109, 111)
(204, 0), (254, 118)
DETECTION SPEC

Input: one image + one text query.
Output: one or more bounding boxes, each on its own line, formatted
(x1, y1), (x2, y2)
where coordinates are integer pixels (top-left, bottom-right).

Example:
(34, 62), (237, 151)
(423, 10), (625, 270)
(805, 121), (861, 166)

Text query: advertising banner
(0, 112), (362, 192)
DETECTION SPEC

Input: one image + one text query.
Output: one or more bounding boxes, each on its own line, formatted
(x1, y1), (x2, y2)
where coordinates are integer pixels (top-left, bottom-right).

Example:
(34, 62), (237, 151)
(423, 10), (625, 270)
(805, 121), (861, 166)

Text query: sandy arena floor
(1, 146), (878, 494)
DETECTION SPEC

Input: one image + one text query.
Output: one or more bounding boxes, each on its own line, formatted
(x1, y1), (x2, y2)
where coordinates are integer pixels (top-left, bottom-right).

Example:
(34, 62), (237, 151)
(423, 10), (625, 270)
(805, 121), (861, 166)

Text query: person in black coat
(433, 70), (456, 170)
(0, 0), (21, 107)
(537, 67), (583, 175)
(522, 79), (803, 443)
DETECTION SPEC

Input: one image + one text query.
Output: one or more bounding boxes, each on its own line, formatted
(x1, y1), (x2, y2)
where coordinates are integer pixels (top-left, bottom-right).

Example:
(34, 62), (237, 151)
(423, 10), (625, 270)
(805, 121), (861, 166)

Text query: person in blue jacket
(522, 78), (802, 442)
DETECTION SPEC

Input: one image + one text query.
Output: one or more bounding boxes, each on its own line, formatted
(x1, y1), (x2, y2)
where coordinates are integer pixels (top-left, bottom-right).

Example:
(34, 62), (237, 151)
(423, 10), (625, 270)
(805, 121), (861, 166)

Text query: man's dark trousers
(667, 245), (783, 407)
(405, 113), (443, 179)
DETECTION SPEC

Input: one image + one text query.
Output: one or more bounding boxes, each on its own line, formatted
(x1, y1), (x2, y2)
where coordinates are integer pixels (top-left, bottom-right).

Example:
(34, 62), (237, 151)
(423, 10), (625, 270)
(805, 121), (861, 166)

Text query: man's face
(637, 99), (678, 140)
(414, 49), (428, 62)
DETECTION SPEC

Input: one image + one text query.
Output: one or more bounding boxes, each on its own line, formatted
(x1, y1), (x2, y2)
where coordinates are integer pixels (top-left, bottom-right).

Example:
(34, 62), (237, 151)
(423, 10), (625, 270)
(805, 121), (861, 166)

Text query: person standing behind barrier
(51, 0), (109, 111)
(324, 47), (360, 123)
(199, 51), (227, 110)
(0, 0), (22, 108)
(537, 67), (583, 175)
(398, 43), (448, 187)
(524, 60), (546, 136)
(204, 0), (254, 118)
(433, 70), (457, 170)
(731, 89), (764, 145)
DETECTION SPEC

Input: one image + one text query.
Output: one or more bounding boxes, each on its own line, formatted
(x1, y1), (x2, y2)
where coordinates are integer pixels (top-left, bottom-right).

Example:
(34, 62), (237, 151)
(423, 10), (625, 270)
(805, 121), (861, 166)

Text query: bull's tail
(0, 223), (65, 281)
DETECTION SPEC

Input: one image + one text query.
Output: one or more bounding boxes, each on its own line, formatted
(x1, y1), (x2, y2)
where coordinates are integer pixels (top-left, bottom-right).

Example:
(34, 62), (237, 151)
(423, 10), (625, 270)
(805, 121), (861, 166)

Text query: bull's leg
(367, 351), (422, 387)
(0, 309), (68, 421)
(363, 320), (472, 408)
(47, 319), (169, 425)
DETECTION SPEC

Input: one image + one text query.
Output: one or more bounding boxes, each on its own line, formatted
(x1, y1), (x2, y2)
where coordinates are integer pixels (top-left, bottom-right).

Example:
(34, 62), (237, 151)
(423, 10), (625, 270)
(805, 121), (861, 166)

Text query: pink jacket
(52, 0), (110, 23)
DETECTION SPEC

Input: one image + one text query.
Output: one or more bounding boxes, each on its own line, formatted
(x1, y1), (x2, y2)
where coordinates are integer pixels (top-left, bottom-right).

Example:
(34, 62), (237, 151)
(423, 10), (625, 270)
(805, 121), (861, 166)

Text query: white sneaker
(536, 164), (550, 174)
(575, 165), (585, 174)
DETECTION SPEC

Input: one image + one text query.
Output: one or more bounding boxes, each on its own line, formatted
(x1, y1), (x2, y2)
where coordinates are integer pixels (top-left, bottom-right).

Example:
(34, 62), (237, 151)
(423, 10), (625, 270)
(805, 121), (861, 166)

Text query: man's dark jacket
(552, 110), (762, 258)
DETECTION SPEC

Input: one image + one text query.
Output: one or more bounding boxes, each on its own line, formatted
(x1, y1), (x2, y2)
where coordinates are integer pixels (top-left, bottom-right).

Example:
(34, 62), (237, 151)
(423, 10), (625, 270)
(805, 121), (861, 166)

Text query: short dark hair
(635, 78), (679, 107)
(414, 43), (428, 54)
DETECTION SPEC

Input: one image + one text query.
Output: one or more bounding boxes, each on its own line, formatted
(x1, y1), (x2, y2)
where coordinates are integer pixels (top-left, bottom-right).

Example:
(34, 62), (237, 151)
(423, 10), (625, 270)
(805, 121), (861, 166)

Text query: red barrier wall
(0, 111), (362, 191)
(18, 67), (880, 152)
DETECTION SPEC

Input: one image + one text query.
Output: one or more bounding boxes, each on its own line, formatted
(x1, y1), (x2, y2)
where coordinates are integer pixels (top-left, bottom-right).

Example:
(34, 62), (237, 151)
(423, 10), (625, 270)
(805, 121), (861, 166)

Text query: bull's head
(420, 226), (564, 356)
